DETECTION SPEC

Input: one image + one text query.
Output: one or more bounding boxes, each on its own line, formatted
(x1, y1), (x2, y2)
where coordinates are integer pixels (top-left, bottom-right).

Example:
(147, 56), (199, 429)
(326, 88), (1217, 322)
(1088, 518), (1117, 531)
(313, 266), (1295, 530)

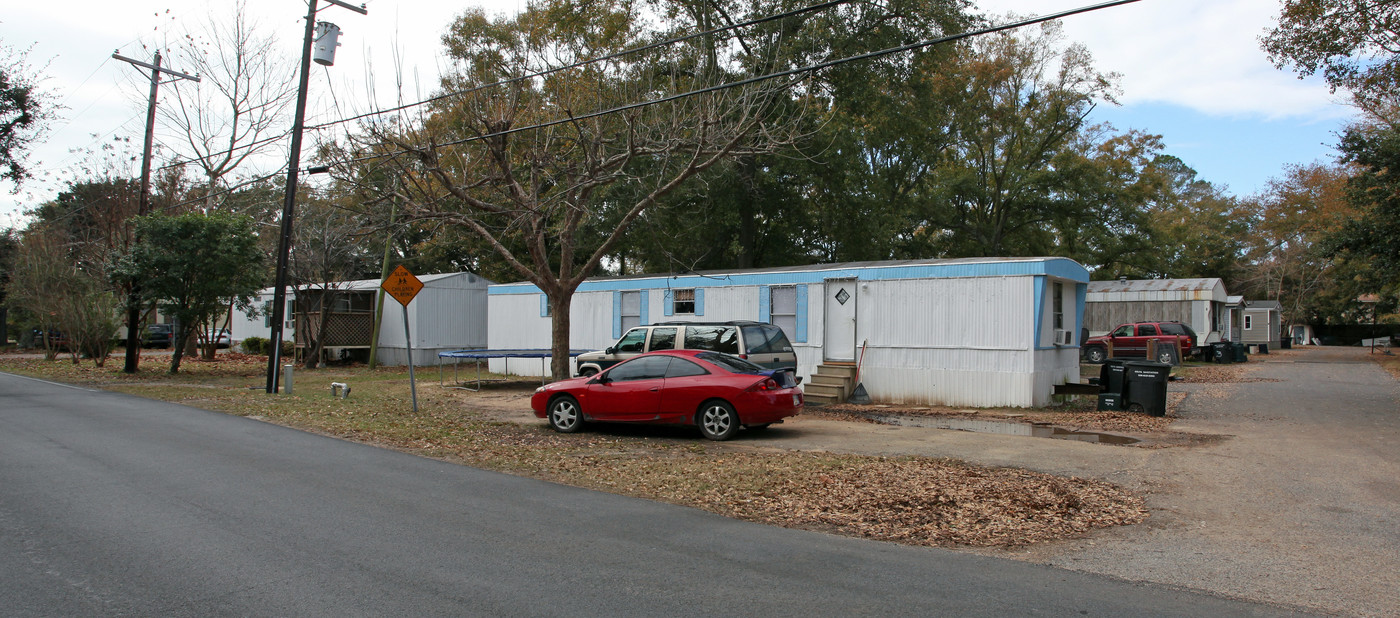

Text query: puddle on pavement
(867, 414), (1140, 445)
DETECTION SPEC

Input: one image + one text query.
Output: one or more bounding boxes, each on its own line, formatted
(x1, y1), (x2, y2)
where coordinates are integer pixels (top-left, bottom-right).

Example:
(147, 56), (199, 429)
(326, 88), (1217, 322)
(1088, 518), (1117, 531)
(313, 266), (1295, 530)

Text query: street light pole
(266, 0), (366, 393)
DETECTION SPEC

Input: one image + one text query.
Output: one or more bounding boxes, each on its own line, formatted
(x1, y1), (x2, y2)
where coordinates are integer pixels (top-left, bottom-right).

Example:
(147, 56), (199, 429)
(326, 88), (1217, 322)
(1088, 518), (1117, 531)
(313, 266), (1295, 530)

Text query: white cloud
(975, 0), (1351, 120)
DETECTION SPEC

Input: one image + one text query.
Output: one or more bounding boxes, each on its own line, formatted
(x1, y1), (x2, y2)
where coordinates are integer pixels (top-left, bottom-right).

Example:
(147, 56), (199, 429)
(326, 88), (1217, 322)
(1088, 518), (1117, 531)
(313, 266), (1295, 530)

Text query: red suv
(1082, 321), (1197, 363)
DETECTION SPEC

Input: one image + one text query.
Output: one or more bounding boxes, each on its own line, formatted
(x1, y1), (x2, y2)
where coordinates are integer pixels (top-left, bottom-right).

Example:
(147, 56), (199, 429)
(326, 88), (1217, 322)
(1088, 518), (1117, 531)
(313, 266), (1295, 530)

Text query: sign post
(381, 265), (424, 413)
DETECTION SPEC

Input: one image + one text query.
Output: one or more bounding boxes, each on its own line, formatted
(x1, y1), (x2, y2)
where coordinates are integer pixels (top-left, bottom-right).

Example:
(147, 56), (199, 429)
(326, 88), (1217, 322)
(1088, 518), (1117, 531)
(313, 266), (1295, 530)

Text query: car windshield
(695, 351), (765, 374)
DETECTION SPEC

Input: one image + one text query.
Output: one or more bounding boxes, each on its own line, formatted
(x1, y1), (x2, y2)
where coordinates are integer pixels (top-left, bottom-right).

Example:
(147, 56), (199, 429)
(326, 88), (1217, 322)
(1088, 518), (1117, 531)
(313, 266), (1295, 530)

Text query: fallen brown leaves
(698, 455), (1148, 547)
(0, 353), (1153, 550)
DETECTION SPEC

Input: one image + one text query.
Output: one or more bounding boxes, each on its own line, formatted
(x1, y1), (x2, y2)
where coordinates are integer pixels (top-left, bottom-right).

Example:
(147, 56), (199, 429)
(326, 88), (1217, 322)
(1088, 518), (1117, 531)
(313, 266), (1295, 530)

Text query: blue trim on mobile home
(488, 258), (1089, 295)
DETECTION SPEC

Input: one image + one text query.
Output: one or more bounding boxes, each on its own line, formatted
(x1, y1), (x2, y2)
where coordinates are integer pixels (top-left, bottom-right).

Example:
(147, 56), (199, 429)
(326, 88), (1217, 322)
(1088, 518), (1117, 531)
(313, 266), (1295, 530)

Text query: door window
(1112, 325), (1133, 337)
(615, 328), (648, 353)
(607, 356), (671, 382)
(649, 327), (677, 351)
(1136, 324), (1157, 336)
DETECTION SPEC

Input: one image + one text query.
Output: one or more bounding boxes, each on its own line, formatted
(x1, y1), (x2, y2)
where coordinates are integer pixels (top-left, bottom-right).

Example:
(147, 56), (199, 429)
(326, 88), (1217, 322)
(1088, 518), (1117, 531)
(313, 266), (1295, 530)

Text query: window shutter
(795, 285), (808, 343)
(758, 286), (771, 323)
(639, 291), (650, 326)
(663, 289), (674, 317)
(612, 291), (622, 339)
(540, 294), (549, 317)
(694, 288), (704, 316)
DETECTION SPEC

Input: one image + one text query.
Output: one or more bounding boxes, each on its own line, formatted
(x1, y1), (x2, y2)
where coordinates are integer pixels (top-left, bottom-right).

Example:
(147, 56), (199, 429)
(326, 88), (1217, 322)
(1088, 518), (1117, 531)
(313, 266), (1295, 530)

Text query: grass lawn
(0, 349), (1148, 549)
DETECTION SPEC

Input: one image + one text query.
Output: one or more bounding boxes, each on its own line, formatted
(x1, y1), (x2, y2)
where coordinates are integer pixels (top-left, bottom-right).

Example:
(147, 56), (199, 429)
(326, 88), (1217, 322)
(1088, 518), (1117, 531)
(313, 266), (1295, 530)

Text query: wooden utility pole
(113, 51), (198, 374)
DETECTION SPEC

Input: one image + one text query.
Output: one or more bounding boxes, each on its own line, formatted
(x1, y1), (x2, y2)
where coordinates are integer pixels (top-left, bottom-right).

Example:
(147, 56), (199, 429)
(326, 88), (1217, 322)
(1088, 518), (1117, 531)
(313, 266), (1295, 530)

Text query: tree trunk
(170, 325), (189, 374)
(549, 293), (573, 380)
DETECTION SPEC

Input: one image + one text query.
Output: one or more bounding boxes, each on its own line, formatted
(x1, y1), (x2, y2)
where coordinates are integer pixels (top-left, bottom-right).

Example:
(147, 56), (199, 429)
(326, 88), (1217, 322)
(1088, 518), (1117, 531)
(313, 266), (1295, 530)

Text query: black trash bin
(1280, 337), (1292, 350)
(1232, 342), (1249, 363)
(1210, 341), (1231, 364)
(1123, 361), (1171, 416)
(1099, 359), (1127, 395)
(1097, 391), (1125, 411)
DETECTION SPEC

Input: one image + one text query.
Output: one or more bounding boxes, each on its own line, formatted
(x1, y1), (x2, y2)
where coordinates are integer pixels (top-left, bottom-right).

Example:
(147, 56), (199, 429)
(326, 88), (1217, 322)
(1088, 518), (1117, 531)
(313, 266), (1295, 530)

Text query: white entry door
(824, 278), (857, 361)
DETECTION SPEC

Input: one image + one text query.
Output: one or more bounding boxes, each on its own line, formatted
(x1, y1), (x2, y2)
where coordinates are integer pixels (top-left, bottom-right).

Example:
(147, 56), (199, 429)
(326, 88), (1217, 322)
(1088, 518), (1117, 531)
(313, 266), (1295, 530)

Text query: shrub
(241, 336), (268, 355)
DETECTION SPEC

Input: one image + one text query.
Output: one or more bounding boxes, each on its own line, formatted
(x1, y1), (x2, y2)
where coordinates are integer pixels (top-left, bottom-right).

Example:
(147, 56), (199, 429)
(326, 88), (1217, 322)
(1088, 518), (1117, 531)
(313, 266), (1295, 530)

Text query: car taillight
(746, 377), (780, 392)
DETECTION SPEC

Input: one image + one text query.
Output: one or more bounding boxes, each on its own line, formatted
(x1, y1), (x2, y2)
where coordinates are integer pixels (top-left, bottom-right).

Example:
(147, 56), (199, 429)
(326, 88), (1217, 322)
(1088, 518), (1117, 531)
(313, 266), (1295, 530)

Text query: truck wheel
(1084, 346), (1107, 363)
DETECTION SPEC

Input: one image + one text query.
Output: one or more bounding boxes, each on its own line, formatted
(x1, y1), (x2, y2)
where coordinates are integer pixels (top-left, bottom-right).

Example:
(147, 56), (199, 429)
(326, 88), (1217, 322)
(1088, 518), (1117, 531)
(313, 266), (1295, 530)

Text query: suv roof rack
(650, 320), (767, 326)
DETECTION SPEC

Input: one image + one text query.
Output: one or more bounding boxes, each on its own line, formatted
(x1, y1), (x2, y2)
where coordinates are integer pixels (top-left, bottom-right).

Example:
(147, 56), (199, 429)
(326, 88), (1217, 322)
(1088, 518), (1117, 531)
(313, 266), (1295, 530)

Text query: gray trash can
(1123, 361), (1171, 416)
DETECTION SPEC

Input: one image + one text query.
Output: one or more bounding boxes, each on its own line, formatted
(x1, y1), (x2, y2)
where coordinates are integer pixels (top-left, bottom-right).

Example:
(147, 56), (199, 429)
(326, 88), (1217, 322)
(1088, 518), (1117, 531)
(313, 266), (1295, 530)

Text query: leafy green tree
(1, 42), (57, 187)
(354, 0), (806, 378)
(1325, 124), (1400, 313)
(909, 21), (1120, 258)
(1237, 162), (1356, 324)
(111, 212), (265, 373)
(1262, 0), (1400, 114)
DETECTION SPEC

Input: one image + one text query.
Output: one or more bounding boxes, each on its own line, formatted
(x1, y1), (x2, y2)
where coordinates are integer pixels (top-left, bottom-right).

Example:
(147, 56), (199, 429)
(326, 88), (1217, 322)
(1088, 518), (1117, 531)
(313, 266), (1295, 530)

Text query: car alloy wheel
(698, 400), (739, 441)
(547, 396), (584, 433)
(1084, 347), (1106, 363)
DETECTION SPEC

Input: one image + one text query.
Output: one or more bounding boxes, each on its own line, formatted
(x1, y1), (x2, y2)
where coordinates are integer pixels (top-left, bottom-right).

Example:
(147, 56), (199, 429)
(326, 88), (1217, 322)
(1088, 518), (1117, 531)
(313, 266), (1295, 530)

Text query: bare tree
(158, 0), (297, 213)
(344, 0), (807, 379)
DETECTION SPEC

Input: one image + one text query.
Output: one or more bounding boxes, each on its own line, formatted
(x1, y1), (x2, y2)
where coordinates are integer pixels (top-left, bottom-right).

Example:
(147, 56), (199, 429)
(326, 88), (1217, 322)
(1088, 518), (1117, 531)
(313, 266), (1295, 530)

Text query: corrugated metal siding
(857, 277), (1032, 352)
(1086, 278), (1226, 301)
(1084, 300), (1192, 333)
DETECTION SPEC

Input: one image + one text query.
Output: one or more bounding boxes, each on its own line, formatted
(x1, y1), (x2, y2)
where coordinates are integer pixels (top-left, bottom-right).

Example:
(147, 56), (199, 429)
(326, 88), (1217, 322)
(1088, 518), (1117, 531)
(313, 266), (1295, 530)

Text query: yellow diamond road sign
(382, 265), (424, 306)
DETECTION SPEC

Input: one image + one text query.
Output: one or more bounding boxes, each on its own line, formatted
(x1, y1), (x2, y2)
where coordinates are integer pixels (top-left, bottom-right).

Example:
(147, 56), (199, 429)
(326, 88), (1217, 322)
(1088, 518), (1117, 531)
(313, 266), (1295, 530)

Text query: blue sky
(0, 0), (1357, 225)
(1089, 102), (1349, 197)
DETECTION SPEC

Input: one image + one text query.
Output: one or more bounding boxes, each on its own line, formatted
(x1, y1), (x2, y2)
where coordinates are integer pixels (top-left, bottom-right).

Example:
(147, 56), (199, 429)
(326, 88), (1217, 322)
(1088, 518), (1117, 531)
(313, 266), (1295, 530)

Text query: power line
(151, 0), (855, 175)
(338, 0), (1143, 166)
(306, 0), (855, 133)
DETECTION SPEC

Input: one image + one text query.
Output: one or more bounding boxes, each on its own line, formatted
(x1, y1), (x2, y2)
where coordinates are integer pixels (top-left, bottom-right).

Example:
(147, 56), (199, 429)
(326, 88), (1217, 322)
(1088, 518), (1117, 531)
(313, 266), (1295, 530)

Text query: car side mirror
(605, 346), (616, 355)
(795, 376), (803, 385)
(591, 373), (610, 385)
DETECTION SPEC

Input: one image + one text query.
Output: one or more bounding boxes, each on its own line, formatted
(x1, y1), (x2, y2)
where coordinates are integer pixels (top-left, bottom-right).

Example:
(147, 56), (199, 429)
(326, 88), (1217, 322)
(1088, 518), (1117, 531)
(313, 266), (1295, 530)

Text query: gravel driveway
(729, 346), (1398, 616)
(461, 346), (1400, 615)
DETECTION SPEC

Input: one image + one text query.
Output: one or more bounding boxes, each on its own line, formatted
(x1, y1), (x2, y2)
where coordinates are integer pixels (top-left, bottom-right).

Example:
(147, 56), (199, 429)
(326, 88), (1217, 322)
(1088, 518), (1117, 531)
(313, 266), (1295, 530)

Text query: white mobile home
(231, 272), (491, 366)
(488, 257), (1090, 408)
(1085, 278), (1228, 343)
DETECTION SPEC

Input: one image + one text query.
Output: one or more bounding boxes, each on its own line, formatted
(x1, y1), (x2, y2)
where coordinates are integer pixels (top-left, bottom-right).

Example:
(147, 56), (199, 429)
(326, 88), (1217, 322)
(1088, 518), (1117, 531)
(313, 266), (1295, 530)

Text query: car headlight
(535, 386), (546, 394)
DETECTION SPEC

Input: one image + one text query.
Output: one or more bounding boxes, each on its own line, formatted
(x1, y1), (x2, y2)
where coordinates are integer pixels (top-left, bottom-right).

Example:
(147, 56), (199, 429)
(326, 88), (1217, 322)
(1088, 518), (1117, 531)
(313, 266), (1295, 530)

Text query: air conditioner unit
(1054, 329), (1073, 346)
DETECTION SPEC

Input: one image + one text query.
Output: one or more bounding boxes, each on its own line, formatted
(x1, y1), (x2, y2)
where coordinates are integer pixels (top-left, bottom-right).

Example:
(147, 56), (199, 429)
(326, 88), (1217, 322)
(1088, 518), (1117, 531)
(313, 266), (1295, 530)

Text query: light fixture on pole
(266, 0), (366, 394)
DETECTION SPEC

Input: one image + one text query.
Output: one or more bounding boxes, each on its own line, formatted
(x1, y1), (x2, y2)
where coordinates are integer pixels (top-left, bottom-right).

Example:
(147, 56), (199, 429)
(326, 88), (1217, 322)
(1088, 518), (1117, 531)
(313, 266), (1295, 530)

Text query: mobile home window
(621, 291), (642, 331)
(1245, 315), (1253, 330)
(770, 285), (797, 339)
(1052, 282), (1065, 330)
(673, 289), (696, 315)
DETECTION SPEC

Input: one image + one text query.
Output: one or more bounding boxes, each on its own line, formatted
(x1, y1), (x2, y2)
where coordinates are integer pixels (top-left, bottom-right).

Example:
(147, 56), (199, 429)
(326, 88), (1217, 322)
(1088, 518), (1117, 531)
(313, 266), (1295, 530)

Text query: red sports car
(531, 349), (803, 440)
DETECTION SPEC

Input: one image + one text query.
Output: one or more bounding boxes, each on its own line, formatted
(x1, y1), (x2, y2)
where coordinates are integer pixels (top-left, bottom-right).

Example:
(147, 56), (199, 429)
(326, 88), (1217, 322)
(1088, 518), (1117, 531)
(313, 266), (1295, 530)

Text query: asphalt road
(0, 371), (1302, 616)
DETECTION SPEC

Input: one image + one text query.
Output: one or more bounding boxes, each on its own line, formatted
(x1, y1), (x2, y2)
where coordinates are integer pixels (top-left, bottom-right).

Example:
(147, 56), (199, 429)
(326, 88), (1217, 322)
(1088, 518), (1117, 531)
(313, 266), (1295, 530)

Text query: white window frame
(770, 285), (797, 340)
(672, 288), (696, 315)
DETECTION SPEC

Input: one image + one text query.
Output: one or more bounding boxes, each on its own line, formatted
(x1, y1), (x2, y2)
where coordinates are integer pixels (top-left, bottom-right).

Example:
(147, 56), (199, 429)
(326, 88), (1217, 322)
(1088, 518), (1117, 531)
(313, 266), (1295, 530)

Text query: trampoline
(437, 348), (591, 390)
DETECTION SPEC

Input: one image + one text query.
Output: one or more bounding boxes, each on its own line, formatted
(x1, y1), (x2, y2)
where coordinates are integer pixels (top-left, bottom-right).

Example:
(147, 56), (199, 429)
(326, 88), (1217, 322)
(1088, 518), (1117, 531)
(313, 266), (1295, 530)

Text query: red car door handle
(649, 387), (660, 392)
